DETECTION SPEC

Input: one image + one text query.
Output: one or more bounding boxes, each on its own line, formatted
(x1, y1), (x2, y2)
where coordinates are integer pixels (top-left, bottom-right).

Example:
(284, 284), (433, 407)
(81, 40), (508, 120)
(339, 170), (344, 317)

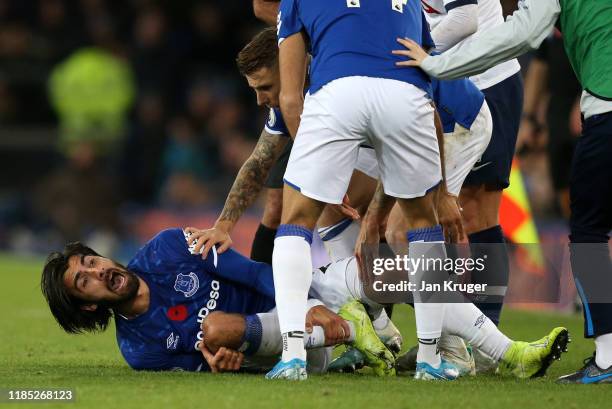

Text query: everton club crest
(174, 272), (199, 297)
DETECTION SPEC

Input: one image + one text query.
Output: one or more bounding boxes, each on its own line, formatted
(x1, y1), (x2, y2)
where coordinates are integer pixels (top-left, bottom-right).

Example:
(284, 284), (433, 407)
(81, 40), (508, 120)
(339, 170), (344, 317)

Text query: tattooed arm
(217, 129), (288, 227)
(186, 129), (288, 257)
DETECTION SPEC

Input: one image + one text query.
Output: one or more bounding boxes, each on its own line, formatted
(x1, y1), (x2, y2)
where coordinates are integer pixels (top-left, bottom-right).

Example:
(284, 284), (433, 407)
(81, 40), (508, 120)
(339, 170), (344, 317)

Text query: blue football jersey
(277, 0), (435, 94)
(264, 107), (289, 136)
(116, 229), (276, 371)
(432, 77), (485, 134)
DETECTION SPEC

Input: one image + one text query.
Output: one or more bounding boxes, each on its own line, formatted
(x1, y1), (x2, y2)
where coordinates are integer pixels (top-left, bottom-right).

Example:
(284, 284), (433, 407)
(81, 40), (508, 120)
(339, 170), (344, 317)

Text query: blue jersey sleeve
(202, 247), (275, 300)
(125, 351), (207, 372)
(131, 228), (275, 299)
(277, 0), (303, 44)
(174, 228), (275, 299)
(264, 107), (289, 136)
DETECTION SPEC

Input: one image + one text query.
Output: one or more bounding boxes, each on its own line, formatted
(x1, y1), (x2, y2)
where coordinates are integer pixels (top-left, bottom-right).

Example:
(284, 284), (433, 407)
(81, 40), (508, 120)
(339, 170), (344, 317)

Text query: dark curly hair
(41, 242), (113, 334)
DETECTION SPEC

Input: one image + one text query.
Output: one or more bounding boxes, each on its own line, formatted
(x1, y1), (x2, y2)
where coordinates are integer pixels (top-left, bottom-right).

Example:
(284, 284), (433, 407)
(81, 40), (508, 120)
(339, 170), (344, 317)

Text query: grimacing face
(245, 65), (280, 108)
(63, 254), (140, 311)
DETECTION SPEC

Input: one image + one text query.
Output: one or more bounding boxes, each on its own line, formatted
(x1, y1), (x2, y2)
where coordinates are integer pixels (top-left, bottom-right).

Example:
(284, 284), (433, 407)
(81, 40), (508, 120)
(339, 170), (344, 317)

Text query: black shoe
(396, 345), (418, 373)
(557, 354), (612, 384)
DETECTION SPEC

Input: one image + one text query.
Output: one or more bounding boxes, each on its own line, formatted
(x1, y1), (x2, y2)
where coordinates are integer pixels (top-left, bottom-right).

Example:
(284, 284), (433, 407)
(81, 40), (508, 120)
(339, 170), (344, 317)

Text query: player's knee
(280, 187), (325, 228)
(459, 186), (502, 234)
(385, 226), (407, 245)
(397, 192), (438, 227)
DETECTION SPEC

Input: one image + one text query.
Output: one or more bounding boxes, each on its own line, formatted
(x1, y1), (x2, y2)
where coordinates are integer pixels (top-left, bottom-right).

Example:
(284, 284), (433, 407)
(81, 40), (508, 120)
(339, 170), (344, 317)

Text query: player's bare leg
(318, 169), (377, 262)
(261, 189), (283, 230)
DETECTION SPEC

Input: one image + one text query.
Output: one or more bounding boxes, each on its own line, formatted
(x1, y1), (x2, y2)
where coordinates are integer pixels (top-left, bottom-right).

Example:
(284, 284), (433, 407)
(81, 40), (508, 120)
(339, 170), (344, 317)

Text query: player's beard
(106, 262), (140, 305)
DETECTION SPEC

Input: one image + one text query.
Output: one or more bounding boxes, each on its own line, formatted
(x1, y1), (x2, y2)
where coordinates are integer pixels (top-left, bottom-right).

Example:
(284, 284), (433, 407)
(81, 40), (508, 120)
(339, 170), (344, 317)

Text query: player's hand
(392, 37), (428, 68)
(306, 305), (351, 346)
(329, 194), (360, 221)
(355, 214), (381, 271)
(437, 193), (465, 243)
(200, 345), (244, 373)
(185, 224), (233, 259)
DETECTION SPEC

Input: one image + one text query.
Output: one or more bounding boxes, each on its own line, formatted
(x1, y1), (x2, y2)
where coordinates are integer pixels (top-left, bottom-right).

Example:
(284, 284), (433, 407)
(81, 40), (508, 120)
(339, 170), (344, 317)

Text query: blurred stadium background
(0, 1), (581, 309)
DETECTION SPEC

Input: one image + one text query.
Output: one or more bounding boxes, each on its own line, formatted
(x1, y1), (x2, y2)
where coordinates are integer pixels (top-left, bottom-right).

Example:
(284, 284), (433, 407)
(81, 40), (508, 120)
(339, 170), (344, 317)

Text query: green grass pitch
(1, 254), (610, 409)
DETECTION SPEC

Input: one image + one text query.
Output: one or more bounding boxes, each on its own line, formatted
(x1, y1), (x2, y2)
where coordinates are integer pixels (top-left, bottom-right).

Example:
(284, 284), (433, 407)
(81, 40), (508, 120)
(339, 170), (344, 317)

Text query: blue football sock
(468, 225), (508, 326)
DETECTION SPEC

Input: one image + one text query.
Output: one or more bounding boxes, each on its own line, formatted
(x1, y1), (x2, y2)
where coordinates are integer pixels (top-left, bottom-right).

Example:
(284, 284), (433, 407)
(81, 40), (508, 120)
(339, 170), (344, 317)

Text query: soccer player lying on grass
(40, 228), (394, 375)
(42, 227), (569, 379)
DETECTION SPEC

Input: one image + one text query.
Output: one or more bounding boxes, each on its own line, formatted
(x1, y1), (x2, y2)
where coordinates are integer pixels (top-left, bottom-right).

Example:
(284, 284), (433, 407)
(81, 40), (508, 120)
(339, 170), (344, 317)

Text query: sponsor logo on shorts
(472, 161), (492, 171)
(474, 314), (486, 329)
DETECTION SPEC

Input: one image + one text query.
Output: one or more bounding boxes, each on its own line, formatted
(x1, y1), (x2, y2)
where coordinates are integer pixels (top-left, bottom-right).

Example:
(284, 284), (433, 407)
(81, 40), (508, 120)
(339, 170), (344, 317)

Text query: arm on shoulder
(422, 0), (560, 79)
(431, 4), (479, 52)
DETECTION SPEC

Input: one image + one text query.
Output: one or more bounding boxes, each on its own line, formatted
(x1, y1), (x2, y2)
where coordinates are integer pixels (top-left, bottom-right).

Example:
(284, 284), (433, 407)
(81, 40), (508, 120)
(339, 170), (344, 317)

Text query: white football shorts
(309, 257), (364, 313)
(310, 98), (492, 197)
(283, 76), (441, 204)
(354, 146), (378, 180)
(444, 101), (493, 196)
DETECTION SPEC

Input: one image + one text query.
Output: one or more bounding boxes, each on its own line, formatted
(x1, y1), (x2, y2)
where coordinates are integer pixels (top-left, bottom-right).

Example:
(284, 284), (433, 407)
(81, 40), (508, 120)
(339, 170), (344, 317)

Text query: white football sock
(346, 321), (356, 342)
(595, 333), (612, 369)
(371, 307), (390, 331)
(254, 311), (283, 356)
(306, 347), (333, 374)
(442, 303), (511, 361)
(411, 240), (445, 367)
(304, 320), (356, 347)
(304, 327), (326, 349)
(418, 338), (441, 367)
(273, 235), (313, 362)
(317, 219), (360, 262)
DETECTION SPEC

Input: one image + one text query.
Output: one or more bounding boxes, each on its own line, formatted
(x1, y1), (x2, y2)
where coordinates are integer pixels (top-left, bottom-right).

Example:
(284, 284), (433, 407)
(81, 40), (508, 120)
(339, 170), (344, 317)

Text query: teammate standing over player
(189, 28), (291, 264)
(271, 0), (457, 381)
(187, 28), (374, 265)
(419, 0), (524, 331)
(395, 0), (612, 384)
